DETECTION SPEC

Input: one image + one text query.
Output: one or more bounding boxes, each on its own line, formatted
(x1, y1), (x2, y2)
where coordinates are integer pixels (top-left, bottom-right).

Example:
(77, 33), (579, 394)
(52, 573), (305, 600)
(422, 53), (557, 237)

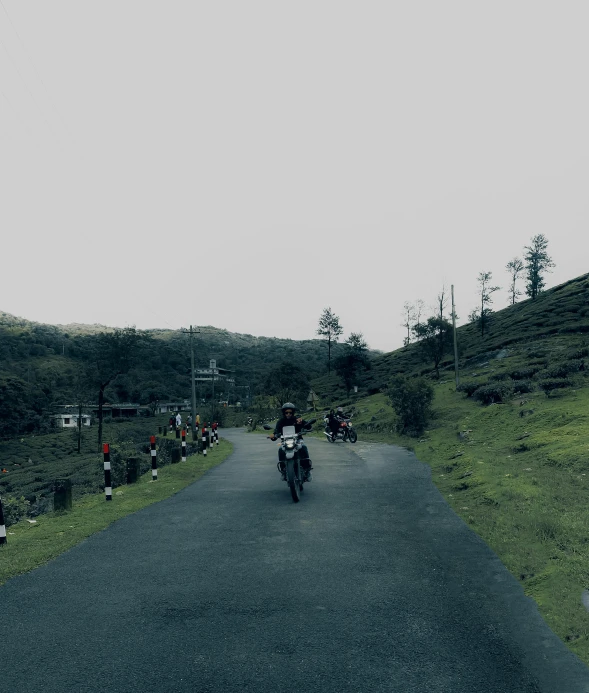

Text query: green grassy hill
(310, 272), (589, 663)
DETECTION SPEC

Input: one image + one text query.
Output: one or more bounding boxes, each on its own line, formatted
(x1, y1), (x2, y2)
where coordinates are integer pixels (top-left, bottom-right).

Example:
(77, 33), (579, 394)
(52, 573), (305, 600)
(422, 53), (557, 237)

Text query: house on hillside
(53, 412), (92, 428)
(156, 400), (191, 414)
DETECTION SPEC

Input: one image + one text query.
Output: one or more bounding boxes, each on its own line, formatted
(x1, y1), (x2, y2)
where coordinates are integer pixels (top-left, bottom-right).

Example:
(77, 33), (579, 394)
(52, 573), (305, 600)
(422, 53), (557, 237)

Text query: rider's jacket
(273, 417), (309, 437)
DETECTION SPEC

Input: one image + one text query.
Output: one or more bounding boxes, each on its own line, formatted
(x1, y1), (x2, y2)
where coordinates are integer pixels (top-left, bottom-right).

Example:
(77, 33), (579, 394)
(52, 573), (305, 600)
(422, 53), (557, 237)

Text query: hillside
(312, 272), (589, 402)
(0, 312), (350, 438)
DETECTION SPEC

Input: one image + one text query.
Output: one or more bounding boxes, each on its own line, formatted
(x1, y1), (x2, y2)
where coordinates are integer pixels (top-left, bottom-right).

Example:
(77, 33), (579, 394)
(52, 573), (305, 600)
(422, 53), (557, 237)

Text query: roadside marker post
(150, 435), (158, 480)
(201, 427), (207, 456)
(181, 430), (187, 462)
(0, 496), (7, 545)
(208, 427), (213, 451)
(103, 443), (112, 501)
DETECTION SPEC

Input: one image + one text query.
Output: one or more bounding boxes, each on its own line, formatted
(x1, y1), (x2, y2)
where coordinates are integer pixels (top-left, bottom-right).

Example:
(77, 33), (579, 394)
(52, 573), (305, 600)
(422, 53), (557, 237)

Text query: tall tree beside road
(524, 234), (555, 299)
(334, 333), (370, 395)
(413, 317), (453, 378)
(317, 307), (343, 374)
(476, 271), (500, 337)
(82, 328), (149, 450)
(506, 257), (524, 305)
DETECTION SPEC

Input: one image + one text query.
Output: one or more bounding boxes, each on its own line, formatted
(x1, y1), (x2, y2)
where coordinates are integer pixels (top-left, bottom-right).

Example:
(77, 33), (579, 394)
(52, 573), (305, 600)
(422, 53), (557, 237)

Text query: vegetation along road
(2, 429), (589, 692)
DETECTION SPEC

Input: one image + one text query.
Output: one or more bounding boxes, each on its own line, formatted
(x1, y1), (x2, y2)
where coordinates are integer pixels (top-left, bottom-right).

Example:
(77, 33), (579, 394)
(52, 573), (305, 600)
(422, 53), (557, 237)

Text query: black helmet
(281, 402), (296, 414)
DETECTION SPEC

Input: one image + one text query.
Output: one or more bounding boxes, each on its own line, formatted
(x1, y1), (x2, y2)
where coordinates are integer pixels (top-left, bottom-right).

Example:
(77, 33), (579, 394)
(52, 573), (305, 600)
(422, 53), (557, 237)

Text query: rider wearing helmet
(270, 403), (313, 481)
(327, 408), (341, 441)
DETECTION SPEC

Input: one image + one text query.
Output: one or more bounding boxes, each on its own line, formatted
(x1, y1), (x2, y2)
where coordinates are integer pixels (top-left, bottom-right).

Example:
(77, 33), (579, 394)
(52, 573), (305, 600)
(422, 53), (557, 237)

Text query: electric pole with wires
(181, 325), (200, 441)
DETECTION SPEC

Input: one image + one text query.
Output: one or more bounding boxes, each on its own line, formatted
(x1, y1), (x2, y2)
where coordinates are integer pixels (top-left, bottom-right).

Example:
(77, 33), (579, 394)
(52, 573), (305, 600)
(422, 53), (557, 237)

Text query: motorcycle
(324, 417), (357, 444)
(264, 419), (316, 503)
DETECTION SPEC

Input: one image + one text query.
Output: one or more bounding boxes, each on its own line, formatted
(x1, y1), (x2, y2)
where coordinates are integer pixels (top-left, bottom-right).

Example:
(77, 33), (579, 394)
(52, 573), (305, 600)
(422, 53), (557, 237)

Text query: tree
(401, 302), (416, 347)
(412, 317), (453, 378)
(505, 257), (524, 305)
(263, 361), (310, 409)
(524, 234), (555, 299)
(476, 271), (500, 337)
(82, 328), (149, 449)
(317, 307), (343, 374)
(334, 333), (370, 395)
(387, 375), (434, 435)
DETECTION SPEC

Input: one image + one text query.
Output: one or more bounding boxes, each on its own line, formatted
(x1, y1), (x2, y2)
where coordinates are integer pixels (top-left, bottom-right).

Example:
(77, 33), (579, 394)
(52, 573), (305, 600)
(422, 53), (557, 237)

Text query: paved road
(1, 429), (589, 692)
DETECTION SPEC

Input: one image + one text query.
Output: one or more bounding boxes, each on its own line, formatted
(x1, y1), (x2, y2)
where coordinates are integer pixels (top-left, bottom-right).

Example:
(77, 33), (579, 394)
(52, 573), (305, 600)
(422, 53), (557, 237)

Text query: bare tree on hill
(401, 302), (416, 347)
(477, 271), (500, 337)
(506, 257), (524, 305)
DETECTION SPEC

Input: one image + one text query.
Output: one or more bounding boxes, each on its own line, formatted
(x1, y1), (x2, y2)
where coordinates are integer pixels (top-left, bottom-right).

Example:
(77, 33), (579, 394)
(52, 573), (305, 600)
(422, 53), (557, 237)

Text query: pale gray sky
(1, 1), (587, 351)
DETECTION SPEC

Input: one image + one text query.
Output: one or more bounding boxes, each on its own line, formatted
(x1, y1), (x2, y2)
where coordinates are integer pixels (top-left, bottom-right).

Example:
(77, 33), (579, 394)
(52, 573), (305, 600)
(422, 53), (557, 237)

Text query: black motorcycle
(264, 419), (316, 502)
(323, 416), (357, 444)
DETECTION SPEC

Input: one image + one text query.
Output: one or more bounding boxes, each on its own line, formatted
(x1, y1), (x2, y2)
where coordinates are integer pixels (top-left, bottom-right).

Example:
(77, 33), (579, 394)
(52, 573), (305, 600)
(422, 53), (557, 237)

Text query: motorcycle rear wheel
(286, 458), (301, 503)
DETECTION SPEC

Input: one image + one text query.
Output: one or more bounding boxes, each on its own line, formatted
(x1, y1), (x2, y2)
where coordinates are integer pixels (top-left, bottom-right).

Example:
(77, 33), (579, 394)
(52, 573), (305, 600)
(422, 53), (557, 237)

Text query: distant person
(169, 415), (175, 431)
(195, 413), (201, 428)
(176, 412), (182, 429)
(186, 414), (192, 429)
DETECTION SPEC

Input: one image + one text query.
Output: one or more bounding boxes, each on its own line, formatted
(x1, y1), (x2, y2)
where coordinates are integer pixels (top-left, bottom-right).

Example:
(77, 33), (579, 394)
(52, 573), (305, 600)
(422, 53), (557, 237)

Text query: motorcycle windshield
(282, 425), (296, 437)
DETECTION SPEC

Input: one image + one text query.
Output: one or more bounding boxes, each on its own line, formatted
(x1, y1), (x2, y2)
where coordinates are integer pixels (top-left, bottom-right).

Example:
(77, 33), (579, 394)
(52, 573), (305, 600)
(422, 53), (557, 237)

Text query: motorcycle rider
(327, 408), (341, 441)
(270, 403), (313, 481)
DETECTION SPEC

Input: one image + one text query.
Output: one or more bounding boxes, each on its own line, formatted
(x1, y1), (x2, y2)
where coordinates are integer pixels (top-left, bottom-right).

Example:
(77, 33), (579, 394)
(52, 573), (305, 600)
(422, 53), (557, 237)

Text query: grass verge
(333, 383), (589, 665)
(0, 439), (233, 586)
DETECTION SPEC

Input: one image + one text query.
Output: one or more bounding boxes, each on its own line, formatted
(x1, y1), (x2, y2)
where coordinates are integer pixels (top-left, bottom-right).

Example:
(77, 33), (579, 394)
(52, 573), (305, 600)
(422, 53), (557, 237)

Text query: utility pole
(451, 285), (460, 388)
(181, 326), (200, 440)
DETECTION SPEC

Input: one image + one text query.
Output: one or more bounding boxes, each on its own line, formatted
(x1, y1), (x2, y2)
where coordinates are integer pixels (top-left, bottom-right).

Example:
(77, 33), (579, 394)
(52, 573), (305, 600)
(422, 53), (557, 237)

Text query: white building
(156, 400), (191, 414)
(195, 359), (235, 386)
(54, 413), (91, 428)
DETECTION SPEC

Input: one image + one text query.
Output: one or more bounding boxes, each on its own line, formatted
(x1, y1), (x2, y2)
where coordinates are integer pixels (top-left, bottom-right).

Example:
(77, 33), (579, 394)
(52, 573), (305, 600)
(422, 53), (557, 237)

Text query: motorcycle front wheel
(286, 458), (301, 503)
(348, 429), (358, 443)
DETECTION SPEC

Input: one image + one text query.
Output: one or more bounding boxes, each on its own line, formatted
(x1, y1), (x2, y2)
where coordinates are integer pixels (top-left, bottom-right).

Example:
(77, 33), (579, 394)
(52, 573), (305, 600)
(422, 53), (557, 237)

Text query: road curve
(1, 429), (588, 693)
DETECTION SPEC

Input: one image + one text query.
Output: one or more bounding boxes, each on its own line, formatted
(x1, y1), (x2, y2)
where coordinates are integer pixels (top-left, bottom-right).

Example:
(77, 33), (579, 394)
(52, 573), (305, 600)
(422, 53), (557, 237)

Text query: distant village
(52, 359), (244, 428)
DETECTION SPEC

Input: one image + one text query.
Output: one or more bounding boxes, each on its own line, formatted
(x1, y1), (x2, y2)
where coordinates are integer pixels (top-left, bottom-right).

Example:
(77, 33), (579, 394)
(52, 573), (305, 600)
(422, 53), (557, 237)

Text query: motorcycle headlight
(285, 439), (295, 449)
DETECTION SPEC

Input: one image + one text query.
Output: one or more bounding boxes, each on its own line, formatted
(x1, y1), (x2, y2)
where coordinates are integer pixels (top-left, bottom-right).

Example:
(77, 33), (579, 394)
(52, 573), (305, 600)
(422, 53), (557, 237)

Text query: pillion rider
(270, 402), (313, 481)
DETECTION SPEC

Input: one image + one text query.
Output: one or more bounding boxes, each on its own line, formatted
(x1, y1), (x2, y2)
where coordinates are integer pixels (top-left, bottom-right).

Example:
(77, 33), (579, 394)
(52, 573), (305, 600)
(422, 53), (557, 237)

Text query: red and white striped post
(214, 425), (219, 445)
(181, 429), (187, 462)
(208, 427), (213, 451)
(103, 443), (112, 501)
(201, 427), (207, 456)
(150, 435), (158, 480)
(0, 495), (7, 545)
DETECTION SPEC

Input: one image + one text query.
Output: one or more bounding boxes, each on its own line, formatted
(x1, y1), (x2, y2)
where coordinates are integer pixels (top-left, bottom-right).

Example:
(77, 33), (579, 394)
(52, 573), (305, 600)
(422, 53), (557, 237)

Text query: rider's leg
(299, 444), (312, 470)
(277, 448), (286, 479)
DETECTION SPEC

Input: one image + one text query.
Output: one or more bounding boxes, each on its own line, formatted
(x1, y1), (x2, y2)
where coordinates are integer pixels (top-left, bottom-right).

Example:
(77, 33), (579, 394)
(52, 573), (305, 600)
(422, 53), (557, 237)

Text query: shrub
(510, 367), (539, 380)
(566, 347), (589, 359)
(513, 380), (535, 394)
(387, 376), (434, 436)
(2, 495), (30, 526)
(472, 382), (514, 405)
(537, 360), (583, 379)
(456, 381), (483, 397)
(538, 378), (572, 397)
(489, 372), (510, 381)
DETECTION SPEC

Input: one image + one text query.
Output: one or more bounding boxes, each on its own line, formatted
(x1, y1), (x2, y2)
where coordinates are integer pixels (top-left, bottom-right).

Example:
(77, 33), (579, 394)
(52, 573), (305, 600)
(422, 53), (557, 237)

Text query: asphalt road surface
(2, 429), (589, 693)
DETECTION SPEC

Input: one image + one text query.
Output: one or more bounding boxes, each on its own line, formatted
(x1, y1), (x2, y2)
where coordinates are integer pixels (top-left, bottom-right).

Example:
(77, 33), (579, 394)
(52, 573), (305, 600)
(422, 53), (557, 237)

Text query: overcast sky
(1, 1), (587, 352)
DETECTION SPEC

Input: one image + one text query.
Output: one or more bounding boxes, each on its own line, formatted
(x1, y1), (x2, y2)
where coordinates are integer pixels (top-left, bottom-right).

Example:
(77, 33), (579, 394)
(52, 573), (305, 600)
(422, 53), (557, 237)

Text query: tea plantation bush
(456, 381), (483, 397)
(538, 378), (573, 397)
(513, 380), (535, 394)
(472, 382), (514, 405)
